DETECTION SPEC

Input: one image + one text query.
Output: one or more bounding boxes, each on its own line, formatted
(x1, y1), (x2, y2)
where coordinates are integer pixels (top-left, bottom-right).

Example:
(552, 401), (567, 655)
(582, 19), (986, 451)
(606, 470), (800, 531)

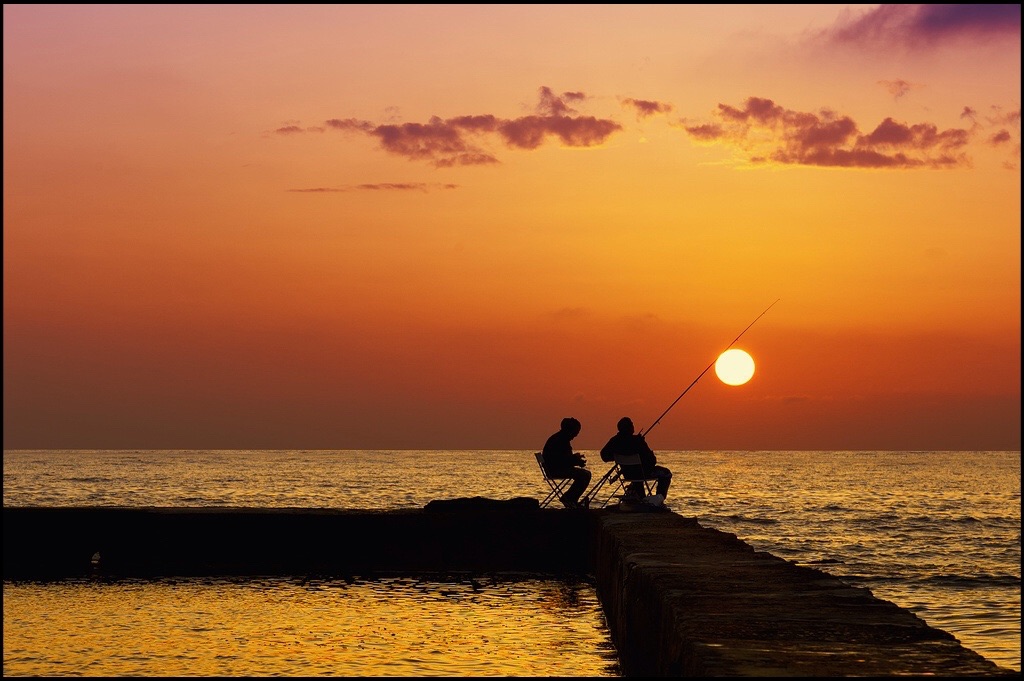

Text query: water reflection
(3, 574), (621, 677)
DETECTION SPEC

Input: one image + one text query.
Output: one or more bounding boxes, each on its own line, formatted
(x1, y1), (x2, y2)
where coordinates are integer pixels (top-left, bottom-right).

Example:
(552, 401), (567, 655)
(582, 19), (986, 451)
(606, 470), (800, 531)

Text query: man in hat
(600, 417), (672, 503)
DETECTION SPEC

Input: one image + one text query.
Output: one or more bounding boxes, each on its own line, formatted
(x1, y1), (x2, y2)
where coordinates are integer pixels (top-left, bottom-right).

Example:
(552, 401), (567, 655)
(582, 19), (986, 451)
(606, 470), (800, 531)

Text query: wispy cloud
(683, 96), (972, 169)
(963, 105), (1022, 169)
(821, 4), (1020, 49)
(278, 87), (622, 168)
(287, 183), (458, 193)
(877, 79), (921, 101)
(621, 97), (674, 120)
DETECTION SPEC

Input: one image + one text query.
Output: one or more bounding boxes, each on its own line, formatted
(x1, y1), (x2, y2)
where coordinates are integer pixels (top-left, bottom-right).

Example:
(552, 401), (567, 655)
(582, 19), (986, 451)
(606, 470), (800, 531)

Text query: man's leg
(654, 465), (672, 498)
(564, 467), (591, 504)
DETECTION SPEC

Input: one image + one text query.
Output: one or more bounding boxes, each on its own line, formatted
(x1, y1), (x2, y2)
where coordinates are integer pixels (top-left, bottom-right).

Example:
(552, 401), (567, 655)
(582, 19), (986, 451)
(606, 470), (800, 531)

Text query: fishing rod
(582, 299), (779, 506)
(639, 298), (780, 438)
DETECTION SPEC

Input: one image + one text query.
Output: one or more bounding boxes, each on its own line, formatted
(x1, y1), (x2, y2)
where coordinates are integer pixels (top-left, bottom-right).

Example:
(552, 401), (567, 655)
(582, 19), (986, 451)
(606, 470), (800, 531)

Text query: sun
(715, 348), (755, 386)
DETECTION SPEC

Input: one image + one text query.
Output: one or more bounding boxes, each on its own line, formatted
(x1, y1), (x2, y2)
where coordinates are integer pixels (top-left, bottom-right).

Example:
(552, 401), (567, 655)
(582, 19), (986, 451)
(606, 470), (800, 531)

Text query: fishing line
(639, 298), (780, 438)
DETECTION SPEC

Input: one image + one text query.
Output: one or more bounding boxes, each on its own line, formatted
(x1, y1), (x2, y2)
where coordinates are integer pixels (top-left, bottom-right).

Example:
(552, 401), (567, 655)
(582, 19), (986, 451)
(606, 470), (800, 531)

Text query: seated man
(600, 417), (672, 502)
(542, 417), (591, 509)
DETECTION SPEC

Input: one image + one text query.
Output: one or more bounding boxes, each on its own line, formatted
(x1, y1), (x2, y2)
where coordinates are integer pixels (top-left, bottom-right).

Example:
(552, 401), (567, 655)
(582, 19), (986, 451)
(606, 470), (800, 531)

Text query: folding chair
(534, 452), (574, 509)
(583, 452), (659, 508)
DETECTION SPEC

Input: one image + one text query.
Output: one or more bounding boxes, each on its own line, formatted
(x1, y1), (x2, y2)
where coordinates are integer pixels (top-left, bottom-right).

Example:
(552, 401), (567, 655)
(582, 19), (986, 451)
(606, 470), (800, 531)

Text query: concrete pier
(3, 502), (1015, 677)
(592, 511), (1014, 676)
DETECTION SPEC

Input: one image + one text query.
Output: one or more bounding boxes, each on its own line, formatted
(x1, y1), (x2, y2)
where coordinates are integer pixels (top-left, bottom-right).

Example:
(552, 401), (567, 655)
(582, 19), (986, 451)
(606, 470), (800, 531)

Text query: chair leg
(583, 466), (619, 509)
(540, 478), (572, 509)
(539, 488), (558, 508)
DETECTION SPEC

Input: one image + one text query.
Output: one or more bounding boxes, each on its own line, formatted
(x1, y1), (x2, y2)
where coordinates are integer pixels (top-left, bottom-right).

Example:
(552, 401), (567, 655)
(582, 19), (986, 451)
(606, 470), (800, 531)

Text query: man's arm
(636, 434), (657, 465)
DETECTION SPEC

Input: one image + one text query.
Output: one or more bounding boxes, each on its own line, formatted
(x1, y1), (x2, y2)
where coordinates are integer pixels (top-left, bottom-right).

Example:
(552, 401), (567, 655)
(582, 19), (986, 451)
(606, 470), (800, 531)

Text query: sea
(3, 449), (1020, 676)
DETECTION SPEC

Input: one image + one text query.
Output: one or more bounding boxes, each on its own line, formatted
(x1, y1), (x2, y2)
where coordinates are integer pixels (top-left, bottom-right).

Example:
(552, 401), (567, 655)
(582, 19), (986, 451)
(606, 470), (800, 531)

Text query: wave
(851, 513), (1016, 527)
(722, 514), (779, 525)
(914, 574), (1022, 588)
(853, 573), (1021, 588)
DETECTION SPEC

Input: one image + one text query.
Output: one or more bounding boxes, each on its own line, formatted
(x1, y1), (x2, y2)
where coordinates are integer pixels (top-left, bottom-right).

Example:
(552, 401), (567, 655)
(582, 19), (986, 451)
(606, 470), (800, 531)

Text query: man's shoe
(559, 494), (578, 509)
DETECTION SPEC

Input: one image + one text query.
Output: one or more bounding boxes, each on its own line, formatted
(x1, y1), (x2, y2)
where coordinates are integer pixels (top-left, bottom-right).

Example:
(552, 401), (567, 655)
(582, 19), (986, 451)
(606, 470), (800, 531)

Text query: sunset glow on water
(4, 575), (618, 677)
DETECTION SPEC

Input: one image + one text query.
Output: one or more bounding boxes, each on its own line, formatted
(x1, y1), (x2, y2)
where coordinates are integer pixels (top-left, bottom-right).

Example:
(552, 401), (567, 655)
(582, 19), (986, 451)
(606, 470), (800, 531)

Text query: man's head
(561, 417), (581, 437)
(617, 417), (634, 434)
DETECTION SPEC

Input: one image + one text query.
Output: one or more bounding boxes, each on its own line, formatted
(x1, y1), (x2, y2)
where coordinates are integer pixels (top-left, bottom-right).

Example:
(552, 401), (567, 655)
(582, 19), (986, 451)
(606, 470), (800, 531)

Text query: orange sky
(4, 4), (1020, 450)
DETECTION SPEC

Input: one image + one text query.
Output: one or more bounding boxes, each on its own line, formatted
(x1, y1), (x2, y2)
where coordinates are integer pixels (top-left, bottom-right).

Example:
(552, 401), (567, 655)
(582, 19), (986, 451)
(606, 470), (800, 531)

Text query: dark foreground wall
(3, 499), (588, 577)
(3, 503), (1014, 677)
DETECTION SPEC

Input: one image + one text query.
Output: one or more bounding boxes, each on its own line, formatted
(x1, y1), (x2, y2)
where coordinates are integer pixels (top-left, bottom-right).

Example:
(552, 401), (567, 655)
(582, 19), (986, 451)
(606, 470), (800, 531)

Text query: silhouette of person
(600, 417), (671, 503)
(542, 417), (591, 509)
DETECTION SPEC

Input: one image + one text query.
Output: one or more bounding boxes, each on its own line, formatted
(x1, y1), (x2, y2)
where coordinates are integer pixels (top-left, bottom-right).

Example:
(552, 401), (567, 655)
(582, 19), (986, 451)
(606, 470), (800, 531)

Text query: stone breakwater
(3, 500), (1016, 677)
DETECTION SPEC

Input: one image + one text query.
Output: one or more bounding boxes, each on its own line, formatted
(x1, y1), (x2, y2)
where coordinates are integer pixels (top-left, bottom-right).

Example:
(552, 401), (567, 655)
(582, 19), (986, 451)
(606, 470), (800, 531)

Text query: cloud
(536, 86), (586, 115)
(822, 4), (1020, 49)
(877, 79), (920, 101)
(985, 106), (1021, 129)
(278, 86), (1018, 173)
(279, 87), (623, 168)
(335, 115), (503, 167)
(287, 183), (458, 193)
(961, 105), (1021, 168)
(622, 97), (674, 119)
(989, 129), (1013, 145)
(683, 96), (973, 169)
(497, 114), (621, 150)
